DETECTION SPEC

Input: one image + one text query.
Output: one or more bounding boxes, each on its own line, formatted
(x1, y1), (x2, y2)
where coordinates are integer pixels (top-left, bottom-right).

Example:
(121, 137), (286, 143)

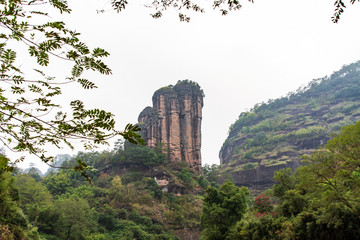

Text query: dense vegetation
(202, 121), (360, 240)
(219, 61), (360, 182)
(2, 52), (360, 238)
(2, 122), (360, 239)
(0, 141), (215, 240)
(1, 0), (359, 239)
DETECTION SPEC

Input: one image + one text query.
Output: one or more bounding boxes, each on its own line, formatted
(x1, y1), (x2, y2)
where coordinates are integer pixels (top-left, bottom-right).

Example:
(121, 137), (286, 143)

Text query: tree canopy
(0, 142), (207, 239)
(201, 181), (249, 240)
(227, 121), (360, 240)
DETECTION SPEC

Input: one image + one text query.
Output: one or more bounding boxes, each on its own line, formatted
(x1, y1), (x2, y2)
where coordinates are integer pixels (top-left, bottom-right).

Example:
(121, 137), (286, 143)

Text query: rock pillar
(138, 80), (204, 173)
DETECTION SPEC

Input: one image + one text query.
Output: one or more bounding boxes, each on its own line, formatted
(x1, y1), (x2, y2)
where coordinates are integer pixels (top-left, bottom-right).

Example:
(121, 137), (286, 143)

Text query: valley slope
(219, 60), (360, 189)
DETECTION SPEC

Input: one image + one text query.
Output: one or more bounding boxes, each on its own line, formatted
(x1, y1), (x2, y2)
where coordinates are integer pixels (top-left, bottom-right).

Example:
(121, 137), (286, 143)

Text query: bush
(253, 195), (273, 214)
(177, 169), (193, 188)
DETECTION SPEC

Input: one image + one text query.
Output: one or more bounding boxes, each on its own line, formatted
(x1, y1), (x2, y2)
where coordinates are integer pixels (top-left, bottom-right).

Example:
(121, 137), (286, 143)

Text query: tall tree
(15, 174), (52, 225)
(201, 181), (249, 240)
(0, 156), (29, 239)
(301, 120), (360, 217)
(50, 197), (94, 240)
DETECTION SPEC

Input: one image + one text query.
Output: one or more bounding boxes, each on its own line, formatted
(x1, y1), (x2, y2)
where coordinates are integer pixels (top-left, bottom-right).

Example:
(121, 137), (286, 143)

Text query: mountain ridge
(219, 60), (360, 189)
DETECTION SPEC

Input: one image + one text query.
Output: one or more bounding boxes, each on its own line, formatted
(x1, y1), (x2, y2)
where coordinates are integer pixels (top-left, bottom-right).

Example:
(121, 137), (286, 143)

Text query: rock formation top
(138, 80), (204, 173)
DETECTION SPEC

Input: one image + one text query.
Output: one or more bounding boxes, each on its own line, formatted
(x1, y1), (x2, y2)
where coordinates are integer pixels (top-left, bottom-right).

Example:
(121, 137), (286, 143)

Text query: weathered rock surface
(138, 80), (204, 173)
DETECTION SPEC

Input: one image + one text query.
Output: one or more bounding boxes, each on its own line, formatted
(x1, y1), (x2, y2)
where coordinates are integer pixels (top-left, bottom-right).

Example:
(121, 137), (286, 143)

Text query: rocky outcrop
(138, 80), (204, 173)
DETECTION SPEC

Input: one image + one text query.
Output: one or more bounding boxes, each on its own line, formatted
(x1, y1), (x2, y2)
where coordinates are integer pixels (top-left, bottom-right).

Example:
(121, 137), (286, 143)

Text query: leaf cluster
(0, 0), (143, 174)
(332, 0), (359, 23)
(201, 181), (249, 239)
(111, 0), (253, 22)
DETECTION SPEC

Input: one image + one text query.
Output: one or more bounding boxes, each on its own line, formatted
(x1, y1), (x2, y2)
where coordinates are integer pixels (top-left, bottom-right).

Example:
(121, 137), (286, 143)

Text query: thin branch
(0, 78), (75, 85)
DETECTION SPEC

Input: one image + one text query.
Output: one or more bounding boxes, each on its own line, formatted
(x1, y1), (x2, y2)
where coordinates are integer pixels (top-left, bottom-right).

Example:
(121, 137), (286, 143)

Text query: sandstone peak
(138, 80), (204, 173)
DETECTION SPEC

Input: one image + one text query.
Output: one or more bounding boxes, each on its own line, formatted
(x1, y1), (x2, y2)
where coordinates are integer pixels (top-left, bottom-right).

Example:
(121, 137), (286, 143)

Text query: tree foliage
(332, 0), (360, 23)
(300, 120), (360, 218)
(0, 156), (38, 239)
(51, 197), (94, 240)
(0, 0), (143, 173)
(253, 195), (273, 214)
(201, 182), (249, 240)
(0, 149), (203, 239)
(110, 0), (359, 23)
(202, 164), (219, 187)
(111, 0), (253, 22)
(14, 174), (52, 225)
(232, 121), (360, 239)
(119, 141), (167, 167)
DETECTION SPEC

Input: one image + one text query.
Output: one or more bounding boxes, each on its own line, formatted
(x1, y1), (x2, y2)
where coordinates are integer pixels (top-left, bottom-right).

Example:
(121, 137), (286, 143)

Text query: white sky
(8, 0), (360, 173)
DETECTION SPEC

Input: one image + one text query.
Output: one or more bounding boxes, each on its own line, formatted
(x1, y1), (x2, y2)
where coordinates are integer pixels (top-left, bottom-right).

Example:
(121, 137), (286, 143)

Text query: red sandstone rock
(138, 80), (204, 174)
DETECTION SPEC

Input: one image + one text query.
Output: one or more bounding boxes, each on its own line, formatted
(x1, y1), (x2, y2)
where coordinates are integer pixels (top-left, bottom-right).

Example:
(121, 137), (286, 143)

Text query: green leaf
(92, 48), (110, 58)
(72, 64), (84, 77)
(48, 0), (71, 13)
(77, 78), (97, 89)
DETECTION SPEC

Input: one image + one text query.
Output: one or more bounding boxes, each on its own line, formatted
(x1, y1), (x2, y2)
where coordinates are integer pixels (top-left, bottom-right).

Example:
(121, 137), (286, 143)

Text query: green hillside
(0, 142), (211, 240)
(219, 60), (360, 188)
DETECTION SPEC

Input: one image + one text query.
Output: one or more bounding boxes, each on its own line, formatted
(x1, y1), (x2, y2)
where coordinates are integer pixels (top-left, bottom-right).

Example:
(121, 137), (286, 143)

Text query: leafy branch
(332, 0), (359, 23)
(112, 0), (253, 22)
(0, 0), (144, 177)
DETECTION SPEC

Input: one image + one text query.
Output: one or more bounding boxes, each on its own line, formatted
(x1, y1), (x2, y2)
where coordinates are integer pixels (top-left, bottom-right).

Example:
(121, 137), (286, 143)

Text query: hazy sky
(10, 0), (360, 172)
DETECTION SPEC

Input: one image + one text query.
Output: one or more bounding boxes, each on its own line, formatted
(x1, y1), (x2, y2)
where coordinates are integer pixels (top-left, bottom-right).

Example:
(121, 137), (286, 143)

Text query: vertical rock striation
(138, 80), (204, 173)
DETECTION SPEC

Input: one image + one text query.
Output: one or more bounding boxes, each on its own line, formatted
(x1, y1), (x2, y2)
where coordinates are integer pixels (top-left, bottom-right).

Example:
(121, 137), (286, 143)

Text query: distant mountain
(44, 154), (71, 176)
(24, 167), (43, 177)
(219, 60), (360, 189)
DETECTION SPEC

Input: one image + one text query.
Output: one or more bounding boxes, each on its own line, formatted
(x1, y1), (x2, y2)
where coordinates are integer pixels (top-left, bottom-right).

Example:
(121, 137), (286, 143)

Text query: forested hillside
(0, 141), (217, 240)
(2, 121), (360, 240)
(202, 121), (360, 240)
(219, 60), (360, 188)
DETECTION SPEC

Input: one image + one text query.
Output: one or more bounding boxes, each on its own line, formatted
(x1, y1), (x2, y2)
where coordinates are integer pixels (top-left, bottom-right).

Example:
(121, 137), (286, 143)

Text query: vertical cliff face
(138, 80), (204, 173)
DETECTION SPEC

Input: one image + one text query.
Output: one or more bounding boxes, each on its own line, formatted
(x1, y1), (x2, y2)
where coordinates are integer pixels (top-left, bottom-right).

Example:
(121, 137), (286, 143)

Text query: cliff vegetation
(219, 60), (360, 188)
(202, 121), (360, 240)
